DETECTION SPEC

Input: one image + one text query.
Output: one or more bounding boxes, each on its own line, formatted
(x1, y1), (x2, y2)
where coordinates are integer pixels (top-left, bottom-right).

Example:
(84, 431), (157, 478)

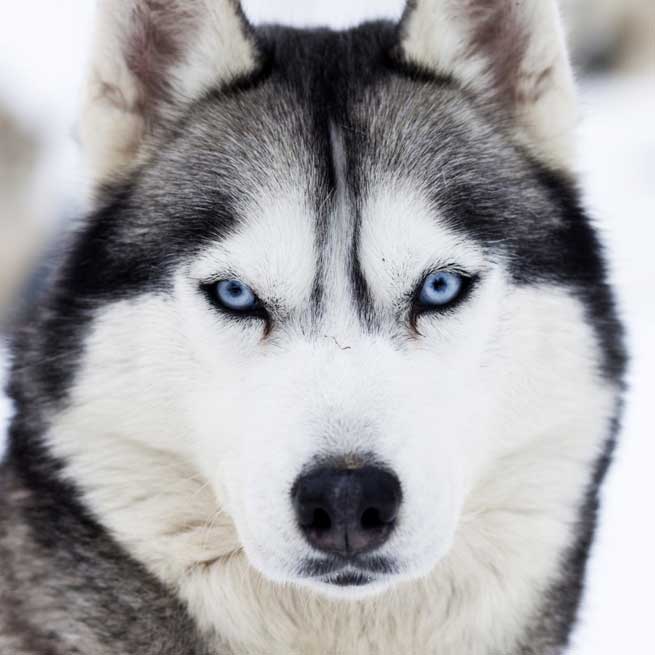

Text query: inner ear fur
(399, 0), (578, 171)
(81, 0), (259, 189)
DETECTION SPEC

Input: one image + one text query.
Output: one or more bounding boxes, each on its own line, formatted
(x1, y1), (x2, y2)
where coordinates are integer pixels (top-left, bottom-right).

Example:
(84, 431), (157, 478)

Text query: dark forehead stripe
(261, 23), (405, 331)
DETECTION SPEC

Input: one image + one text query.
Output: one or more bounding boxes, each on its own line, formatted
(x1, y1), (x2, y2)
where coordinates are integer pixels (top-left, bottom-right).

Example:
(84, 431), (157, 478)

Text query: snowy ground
(1, 1), (653, 652)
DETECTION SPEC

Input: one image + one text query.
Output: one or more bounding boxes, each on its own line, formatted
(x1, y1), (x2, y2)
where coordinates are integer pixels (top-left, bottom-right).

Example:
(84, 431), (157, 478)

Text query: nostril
(311, 507), (332, 532)
(360, 507), (384, 530)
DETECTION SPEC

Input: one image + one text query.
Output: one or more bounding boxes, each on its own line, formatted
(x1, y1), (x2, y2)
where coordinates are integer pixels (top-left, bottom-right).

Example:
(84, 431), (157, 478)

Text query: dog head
(15, 0), (621, 609)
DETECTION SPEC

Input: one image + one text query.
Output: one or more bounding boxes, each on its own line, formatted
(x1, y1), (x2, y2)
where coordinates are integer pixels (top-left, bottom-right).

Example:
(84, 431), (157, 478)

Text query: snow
(0, 2), (653, 651)
(567, 75), (655, 655)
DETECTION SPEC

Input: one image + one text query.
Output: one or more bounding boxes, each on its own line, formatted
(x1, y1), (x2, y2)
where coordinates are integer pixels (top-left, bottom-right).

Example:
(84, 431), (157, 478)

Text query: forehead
(93, 23), (570, 300)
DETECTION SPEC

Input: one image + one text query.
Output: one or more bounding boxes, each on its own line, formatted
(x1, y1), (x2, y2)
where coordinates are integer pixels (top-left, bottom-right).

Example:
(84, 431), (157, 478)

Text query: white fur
(81, 0), (257, 185)
(401, 0), (578, 170)
(46, 176), (617, 653)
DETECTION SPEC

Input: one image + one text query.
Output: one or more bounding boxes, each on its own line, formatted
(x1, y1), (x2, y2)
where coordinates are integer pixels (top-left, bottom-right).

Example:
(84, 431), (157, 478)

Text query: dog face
(21, 0), (622, 609)
(172, 95), (499, 593)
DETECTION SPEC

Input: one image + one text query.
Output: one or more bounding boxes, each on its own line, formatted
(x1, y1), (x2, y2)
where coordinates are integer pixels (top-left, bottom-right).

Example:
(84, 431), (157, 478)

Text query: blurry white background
(0, 1), (653, 653)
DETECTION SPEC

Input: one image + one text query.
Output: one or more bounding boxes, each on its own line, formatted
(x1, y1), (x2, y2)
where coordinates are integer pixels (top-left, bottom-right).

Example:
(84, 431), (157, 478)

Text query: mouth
(322, 570), (373, 587)
(298, 555), (398, 590)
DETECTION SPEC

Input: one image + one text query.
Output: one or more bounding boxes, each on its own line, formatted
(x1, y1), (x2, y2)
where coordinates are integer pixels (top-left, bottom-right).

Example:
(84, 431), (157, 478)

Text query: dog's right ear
(81, 0), (259, 188)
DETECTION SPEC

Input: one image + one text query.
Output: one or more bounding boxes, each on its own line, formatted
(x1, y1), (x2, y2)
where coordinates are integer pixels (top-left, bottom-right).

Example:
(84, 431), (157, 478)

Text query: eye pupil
(226, 282), (243, 297)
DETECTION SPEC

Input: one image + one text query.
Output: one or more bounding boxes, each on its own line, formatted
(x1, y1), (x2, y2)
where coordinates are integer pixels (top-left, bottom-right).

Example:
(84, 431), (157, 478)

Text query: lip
(298, 555), (398, 585)
(323, 570), (373, 586)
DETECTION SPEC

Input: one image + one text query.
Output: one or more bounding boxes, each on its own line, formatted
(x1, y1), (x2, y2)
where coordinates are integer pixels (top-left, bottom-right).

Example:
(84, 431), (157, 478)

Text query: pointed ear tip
(81, 0), (260, 186)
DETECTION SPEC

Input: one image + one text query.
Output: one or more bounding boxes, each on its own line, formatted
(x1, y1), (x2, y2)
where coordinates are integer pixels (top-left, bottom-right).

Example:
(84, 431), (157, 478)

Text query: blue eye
(417, 271), (465, 308)
(215, 279), (258, 312)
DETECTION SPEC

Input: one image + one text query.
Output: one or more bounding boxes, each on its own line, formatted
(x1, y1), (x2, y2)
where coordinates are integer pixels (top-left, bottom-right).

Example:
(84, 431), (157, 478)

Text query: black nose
(292, 466), (402, 557)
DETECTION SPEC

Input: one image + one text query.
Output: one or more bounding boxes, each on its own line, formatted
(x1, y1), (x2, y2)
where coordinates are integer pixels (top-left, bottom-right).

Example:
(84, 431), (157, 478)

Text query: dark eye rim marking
(199, 268), (477, 335)
(409, 269), (479, 331)
(200, 279), (270, 326)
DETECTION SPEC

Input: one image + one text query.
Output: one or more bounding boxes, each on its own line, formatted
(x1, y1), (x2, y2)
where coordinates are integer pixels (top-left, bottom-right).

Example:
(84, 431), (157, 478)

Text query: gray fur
(0, 466), (212, 655)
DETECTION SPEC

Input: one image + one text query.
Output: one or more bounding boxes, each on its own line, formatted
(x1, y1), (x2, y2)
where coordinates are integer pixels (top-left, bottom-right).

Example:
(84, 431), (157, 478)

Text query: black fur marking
(350, 214), (380, 331)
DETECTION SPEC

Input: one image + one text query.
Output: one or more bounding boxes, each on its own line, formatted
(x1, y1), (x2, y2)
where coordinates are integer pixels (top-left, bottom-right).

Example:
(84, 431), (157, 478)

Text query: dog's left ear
(81, 0), (259, 188)
(399, 0), (577, 171)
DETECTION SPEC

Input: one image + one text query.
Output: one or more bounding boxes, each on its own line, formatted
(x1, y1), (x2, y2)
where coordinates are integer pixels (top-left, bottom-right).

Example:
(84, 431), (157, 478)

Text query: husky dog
(0, 1), (625, 654)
